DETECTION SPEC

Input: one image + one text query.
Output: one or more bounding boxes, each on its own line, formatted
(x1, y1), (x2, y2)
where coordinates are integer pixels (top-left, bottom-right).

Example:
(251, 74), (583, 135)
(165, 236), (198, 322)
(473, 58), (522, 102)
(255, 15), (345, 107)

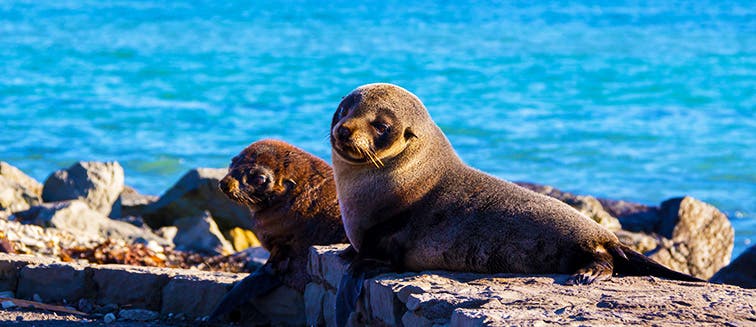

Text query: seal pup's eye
(371, 122), (390, 135)
(249, 174), (267, 187)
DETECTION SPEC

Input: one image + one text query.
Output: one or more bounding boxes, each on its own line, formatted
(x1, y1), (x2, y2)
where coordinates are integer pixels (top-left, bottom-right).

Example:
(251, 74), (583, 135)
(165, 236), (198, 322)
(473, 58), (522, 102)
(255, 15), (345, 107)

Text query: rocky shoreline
(1, 160), (754, 325)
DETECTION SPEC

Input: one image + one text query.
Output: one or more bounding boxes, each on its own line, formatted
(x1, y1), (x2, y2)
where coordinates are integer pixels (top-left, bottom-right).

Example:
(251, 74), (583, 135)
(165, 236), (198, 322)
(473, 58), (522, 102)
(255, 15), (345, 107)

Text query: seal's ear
(403, 127), (417, 140)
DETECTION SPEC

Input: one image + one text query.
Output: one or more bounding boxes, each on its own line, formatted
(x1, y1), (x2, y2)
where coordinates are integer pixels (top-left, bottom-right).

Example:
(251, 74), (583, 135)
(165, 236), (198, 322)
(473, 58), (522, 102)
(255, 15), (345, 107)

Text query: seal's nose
(218, 175), (239, 193)
(336, 125), (352, 142)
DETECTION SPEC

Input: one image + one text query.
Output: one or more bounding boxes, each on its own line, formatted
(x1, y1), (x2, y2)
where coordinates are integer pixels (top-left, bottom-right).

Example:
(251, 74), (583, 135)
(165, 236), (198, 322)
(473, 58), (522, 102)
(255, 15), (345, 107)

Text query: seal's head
(330, 83), (430, 168)
(219, 139), (297, 212)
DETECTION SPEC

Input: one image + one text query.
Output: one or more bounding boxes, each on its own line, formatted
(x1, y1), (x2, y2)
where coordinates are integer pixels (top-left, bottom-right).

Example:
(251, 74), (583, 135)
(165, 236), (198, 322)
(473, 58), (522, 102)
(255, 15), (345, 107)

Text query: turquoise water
(1, 1), (754, 258)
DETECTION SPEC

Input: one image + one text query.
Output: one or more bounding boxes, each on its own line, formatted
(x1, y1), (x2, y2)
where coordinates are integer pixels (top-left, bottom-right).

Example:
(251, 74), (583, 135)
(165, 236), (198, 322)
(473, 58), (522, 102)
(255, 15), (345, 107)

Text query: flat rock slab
(307, 245), (756, 326)
(0, 253), (245, 320)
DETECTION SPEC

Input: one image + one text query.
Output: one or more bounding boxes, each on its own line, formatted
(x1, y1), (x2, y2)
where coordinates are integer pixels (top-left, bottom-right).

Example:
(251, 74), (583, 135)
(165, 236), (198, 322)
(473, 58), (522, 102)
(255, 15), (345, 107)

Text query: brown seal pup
(330, 83), (702, 325)
(210, 139), (347, 320)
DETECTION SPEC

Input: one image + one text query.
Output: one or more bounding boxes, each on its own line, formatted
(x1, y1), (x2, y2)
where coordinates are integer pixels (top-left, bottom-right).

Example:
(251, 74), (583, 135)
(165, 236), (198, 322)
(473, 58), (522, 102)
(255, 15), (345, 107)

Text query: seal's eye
(371, 122), (390, 135)
(249, 174), (267, 187)
(336, 106), (348, 120)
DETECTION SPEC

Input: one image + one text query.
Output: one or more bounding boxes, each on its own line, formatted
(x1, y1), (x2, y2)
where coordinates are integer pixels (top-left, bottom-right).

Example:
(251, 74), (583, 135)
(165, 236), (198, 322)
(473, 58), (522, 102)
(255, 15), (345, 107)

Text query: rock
(161, 274), (236, 319)
(118, 186), (158, 219)
(226, 246), (270, 271)
(77, 298), (94, 313)
(646, 196), (734, 279)
(2, 300), (16, 309)
(0, 217), (87, 257)
(17, 263), (92, 303)
(228, 227), (262, 251)
(13, 200), (167, 245)
(173, 212), (234, 255)
(104, 313), (116, 324)
(118, 308), (160, 321)
(142, 168), (254, 230)
(93, 266), (171, 310)
(0, 253), (58, 293)
(42, 161), (124, 217)
(306, 245), (756, 326)
(710, 245), (756, 289)
(0, 162), (42, 213)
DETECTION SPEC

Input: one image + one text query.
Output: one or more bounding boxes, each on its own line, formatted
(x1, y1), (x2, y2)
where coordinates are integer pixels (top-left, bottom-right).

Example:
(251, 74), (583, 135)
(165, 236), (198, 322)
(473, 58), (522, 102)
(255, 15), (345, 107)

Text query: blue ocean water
(0, 1), (753, 258)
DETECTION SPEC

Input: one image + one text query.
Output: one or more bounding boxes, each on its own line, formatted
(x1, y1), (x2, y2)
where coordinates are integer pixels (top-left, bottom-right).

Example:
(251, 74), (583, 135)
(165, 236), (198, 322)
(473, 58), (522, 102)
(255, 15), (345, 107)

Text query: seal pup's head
(330, 83), (435, 168)
(219, 139), (300, 212)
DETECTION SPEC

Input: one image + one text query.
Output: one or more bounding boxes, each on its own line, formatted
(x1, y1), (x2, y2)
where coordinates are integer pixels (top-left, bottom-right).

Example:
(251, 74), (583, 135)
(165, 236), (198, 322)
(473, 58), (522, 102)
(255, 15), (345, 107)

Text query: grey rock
(161, 274), (235, 318)
(103, 313), (116, 323)
(142, 168), (254, 230)
(710, 245), (756, 289)
(118, 186), (158, 219)
(0, 162), (42, 213)
(93, 266), (171, 310)
(306, 245), (756, 326)
(118, 308), (159, 322)
(304, 283), (327, 326)
(14, 200), (167, 245)
(0, 253), (58, 293)
(42, 161), (124, 217)
(173, 212), (234, 255)
(647, 196), (734, 279)
(308, 244), (350, 290)
(17, 263), (92, 303)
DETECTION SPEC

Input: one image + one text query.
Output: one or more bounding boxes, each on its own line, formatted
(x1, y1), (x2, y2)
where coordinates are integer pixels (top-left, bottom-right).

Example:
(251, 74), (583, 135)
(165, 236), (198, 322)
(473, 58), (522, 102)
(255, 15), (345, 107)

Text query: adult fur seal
(330, 83), (703, 325)
(210, 139), (347, 320)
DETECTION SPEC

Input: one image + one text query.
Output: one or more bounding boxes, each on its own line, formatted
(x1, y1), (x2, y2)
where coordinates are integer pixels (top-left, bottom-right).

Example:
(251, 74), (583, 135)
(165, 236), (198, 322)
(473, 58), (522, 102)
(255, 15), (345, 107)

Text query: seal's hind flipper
(209, 264), (281, 322)
(610, 244), (705, 283)
(335, 258), (392, 327)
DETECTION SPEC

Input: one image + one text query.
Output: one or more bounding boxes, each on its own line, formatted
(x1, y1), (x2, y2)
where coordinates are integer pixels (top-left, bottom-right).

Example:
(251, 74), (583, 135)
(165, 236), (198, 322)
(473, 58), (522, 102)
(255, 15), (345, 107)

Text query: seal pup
(330, 83), (703, 325)
(209, 139), (347, 320)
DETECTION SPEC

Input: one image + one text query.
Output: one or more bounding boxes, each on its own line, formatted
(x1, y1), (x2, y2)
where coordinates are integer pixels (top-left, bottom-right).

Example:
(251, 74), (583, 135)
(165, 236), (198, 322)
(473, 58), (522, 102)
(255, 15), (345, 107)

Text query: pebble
(104, 313), (116, 324)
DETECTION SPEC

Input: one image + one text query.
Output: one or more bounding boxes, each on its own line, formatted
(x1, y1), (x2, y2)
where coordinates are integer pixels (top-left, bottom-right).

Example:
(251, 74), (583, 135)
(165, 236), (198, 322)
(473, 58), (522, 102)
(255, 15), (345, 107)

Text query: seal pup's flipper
(335, 258), (392, 327)
(209, 264), (281, 321)
(610, 244), (705, 282)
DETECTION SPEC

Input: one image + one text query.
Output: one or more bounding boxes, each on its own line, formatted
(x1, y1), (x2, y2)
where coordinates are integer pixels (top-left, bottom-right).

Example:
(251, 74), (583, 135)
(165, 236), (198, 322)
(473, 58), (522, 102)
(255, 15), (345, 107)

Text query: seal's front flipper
(209, 264), (281, 321)
(335, 259), (392, 327)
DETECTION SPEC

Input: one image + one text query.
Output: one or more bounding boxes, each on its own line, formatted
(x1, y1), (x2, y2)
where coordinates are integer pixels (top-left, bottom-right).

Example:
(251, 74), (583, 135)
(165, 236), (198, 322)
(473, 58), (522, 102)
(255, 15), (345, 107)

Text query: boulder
(228, 227), (262, 251)
(13, 200), (167, 245)
(0, 162), (42, 213)
(141, 168), (254, 231)
(306, 245), (755, 326)
(42, 161), (124, 217)
(118, 185), (158, 219)
(642, 197), (734, 279)
(173, 212), (234, 255)
(710, 245), (755, 289)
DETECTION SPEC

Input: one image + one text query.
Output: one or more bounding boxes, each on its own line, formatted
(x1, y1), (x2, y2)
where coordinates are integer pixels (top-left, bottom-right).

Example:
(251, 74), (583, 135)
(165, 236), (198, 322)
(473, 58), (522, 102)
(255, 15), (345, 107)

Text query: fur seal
(330, 83), (703, 325)
(210, 139), (347, 320)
